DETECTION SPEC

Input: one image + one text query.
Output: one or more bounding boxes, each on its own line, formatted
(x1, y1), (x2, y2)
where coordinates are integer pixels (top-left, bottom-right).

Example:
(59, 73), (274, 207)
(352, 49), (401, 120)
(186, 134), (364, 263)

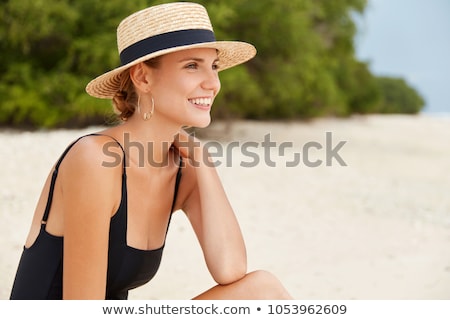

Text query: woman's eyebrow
(178, 57), (220, 63)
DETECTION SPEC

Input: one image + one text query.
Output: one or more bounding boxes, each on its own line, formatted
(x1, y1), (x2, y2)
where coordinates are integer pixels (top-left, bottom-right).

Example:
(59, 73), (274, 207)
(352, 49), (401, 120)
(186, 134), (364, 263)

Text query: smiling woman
(138, 48), (221, 128)
(8, 2), (292, 300)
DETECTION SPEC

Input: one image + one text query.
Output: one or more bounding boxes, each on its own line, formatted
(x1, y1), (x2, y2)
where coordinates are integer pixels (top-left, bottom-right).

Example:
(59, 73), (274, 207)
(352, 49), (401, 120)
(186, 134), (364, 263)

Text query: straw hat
(85, 2), (257, 99)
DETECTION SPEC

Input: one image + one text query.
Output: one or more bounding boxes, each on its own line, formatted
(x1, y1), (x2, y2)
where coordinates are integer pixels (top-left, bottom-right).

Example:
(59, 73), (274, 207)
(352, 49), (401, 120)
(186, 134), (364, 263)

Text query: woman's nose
(202, 70), (221, 93)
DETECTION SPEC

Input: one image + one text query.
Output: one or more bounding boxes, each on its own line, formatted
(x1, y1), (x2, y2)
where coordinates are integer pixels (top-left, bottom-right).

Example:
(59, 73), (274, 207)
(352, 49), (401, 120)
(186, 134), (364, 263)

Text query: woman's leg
(193, 270), (293, 300)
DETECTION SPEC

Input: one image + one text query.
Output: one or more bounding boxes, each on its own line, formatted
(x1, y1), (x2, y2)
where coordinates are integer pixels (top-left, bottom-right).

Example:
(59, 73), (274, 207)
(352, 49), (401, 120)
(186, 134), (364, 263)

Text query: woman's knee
(193, 269), (292, 300)
(244, 270), (292, 299)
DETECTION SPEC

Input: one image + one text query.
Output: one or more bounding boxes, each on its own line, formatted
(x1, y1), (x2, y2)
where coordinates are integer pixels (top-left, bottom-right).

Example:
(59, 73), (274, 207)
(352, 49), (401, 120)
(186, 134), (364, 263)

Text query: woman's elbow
(212, 259), (247, 285)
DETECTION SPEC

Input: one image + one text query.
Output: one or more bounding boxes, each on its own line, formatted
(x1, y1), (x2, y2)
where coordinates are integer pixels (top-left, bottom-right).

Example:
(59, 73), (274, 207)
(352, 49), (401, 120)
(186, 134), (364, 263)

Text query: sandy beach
(1, 114), (449, 300)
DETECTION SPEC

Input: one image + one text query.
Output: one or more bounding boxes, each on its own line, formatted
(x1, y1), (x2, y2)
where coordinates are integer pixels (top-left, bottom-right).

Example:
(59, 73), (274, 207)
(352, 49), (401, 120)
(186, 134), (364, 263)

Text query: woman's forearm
(193, 148), (247, 284)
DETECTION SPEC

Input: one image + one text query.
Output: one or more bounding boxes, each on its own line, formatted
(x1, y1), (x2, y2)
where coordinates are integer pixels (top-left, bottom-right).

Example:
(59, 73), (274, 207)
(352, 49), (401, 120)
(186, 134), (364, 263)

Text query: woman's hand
(172, 129), (207, 166)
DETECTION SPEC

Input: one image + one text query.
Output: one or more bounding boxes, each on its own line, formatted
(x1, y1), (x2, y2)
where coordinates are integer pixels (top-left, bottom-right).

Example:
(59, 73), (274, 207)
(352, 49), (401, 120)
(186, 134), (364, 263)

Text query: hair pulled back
(112, 69), (137, 121)
(112, 58), (160, 121)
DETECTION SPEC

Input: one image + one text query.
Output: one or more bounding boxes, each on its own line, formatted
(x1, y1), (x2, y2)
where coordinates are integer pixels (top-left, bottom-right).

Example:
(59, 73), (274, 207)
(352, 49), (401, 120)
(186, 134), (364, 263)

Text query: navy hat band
(120, 29), (216, 65)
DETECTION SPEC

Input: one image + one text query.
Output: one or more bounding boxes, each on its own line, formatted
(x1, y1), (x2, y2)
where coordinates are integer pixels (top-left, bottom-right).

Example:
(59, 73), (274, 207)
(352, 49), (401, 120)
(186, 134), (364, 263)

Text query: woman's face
(147, 48), (221, 128)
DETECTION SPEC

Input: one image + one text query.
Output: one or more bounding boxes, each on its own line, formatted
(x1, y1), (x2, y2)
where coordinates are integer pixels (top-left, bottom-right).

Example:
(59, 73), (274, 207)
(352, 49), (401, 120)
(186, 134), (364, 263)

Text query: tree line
(0, 0), (425, 129)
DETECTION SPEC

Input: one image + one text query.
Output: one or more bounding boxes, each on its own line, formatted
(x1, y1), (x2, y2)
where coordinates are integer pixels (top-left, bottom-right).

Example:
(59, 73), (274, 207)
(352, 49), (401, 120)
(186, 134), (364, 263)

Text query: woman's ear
(129, 63), (153, 92)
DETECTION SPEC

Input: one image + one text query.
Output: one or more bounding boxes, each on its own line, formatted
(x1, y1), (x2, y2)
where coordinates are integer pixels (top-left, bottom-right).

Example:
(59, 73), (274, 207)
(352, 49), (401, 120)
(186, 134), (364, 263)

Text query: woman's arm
(58, 137), (122, 299)
(174, 131), (247, 285)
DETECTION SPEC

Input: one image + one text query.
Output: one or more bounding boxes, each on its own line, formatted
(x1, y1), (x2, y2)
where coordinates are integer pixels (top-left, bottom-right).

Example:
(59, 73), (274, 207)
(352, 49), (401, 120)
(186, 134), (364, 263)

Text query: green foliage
(0, 0), (147, 128)
(374, 77), (425, 114)
(0, 0), (426, 129)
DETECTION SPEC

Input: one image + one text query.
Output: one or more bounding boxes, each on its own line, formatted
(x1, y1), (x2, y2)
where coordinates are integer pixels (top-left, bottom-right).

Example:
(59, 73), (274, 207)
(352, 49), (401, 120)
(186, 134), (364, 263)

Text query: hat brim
(85, 41), (256, 99)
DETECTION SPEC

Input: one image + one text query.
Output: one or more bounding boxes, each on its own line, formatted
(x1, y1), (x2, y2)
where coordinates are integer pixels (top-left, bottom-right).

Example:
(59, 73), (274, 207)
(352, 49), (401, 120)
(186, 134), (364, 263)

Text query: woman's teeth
(189, 98), (212, 106)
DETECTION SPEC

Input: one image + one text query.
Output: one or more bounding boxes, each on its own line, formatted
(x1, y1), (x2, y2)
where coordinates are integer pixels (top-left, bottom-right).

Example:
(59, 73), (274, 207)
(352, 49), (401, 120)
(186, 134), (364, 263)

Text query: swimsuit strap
(170, 157), (183, 213)
(165, 156), (183, 235)
(41, 134), (125, 223)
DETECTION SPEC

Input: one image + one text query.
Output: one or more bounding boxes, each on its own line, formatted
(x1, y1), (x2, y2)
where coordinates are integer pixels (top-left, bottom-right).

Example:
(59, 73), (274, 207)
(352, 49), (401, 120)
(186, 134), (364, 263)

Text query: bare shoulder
(60, 134), (123, 174)
(57, 135), (124, 214)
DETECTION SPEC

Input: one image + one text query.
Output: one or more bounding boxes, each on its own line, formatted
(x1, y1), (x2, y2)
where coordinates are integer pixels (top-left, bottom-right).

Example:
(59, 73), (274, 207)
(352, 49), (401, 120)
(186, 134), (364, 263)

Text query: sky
(354, 0), (450, 113)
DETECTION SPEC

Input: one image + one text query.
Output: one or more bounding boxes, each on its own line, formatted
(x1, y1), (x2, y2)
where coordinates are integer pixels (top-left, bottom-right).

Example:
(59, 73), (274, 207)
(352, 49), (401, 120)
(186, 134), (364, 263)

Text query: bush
(0, 0), (426, 129)
(374, 77), (425, 114)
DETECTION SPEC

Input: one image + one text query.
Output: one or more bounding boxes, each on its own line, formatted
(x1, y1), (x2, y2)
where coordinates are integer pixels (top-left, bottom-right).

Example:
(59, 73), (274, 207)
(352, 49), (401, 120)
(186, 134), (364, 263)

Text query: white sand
(1, 114), (449, 299)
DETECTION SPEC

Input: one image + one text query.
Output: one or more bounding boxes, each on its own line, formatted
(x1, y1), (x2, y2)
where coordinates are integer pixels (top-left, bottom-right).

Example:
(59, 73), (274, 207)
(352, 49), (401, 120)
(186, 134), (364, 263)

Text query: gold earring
(143, 96), (154, 120)
(137, 95), (154, 121)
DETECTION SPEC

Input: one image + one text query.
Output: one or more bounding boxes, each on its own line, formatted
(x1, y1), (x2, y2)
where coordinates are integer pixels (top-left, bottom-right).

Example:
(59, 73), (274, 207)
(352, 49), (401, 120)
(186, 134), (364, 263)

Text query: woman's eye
(185, 63), (198, 69)
(212, 63), (219, 70)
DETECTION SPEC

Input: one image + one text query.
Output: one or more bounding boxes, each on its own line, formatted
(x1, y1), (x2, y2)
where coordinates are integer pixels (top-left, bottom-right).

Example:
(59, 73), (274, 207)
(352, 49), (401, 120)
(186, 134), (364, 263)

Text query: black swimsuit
(9, 134), (182, 299)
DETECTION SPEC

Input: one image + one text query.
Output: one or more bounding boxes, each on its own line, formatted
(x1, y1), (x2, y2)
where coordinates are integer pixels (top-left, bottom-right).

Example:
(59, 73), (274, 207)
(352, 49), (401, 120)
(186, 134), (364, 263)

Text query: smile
(188, 97), (213, 107)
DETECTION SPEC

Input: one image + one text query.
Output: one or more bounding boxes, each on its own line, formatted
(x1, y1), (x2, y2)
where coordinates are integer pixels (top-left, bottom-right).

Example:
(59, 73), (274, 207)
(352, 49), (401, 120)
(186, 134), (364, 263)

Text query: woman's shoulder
(52, 134), (124, 215)
(58, 133), (124, 178)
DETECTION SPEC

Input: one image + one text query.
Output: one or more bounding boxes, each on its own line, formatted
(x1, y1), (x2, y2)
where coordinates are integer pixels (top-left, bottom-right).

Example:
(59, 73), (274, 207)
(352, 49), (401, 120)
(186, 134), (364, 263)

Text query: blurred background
(1, 0), (445, 130)
(354, 0), (450, 115)
(1, 0), (450, 300)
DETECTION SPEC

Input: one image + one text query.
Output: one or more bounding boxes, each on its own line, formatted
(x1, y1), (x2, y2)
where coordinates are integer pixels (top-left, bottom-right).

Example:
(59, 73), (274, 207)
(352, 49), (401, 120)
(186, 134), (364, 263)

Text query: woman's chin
(189, 115), (211, 129)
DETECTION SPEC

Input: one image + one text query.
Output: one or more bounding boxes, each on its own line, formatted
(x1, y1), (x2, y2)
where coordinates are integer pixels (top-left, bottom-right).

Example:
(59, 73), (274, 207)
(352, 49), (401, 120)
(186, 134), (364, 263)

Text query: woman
(10, 2), (292, 300)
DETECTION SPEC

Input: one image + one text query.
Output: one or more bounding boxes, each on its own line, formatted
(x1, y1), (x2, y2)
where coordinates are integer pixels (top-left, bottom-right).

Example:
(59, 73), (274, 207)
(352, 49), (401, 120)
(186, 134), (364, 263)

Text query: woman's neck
(112, 116), (181, 170)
